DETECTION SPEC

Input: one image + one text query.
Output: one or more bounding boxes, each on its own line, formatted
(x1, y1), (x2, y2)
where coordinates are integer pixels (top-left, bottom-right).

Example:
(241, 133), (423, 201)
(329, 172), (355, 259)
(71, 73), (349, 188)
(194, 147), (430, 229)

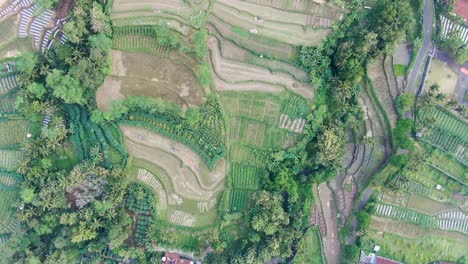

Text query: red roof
(163, 253), (193, 264)
(376, 256), (402, 264)
(455, 0), (468, 20)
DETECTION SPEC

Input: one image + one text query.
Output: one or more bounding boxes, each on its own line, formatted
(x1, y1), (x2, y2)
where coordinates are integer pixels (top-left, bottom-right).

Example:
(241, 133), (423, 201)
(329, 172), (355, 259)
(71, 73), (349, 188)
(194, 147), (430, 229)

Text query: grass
(362, 229), (468, 264)
(0, 15), (18, 48)
(294, 227), (323, 264)
(0, 37), (34, 60)
(393, 64), (407, 76)
(424, 59), (458, 96)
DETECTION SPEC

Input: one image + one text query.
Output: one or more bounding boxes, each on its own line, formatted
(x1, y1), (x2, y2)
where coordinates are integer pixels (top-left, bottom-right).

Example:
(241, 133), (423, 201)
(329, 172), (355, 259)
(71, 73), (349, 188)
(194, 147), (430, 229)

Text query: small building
(162, 252), (196, 264)
(455, 0), (468, 21)
(359, 251), (403, 264)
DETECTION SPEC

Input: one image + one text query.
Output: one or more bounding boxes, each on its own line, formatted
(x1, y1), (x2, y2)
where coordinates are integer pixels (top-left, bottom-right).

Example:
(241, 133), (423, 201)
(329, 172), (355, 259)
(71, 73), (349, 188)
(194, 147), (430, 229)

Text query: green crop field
(113, 26), (170, 56)
(229, 188), (251, 213)
(417, 105), (468, 164)
(230, 163), (263, 190)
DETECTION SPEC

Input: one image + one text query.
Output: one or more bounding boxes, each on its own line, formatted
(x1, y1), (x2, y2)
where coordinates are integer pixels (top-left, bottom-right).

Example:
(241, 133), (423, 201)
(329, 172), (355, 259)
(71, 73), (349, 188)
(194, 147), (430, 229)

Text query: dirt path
(316, 183), (340, 264)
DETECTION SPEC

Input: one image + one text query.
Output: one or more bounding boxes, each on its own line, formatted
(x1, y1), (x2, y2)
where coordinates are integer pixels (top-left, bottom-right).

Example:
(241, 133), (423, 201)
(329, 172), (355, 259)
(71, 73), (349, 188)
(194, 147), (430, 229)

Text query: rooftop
(455, 0), (468, 20)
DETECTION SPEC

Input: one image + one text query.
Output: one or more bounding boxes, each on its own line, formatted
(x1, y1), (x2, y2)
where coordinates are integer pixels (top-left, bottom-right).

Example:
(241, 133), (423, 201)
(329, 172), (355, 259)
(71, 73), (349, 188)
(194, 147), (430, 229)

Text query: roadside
(407, 0), (435, 92)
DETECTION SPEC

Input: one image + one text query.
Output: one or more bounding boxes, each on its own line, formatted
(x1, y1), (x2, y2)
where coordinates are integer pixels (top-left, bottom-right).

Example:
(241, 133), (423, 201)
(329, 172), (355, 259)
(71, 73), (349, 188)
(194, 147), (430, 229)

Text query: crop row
(280, 93), (309, 120)
(376, 203), (438, 228)
(0, 120), (28, 148)
(0, 93), (17, 115)
(229, 188), (251, 213)
(66, 105), (127, 166)
(0, 74), (17, 95)
(230, 163), (262, 189)
(418, 106), (468, 140)
(421, 127), (467, 163)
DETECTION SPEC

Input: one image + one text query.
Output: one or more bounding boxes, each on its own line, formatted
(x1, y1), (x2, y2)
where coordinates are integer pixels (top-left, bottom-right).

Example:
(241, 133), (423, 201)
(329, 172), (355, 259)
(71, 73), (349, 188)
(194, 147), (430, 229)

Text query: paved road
(407, 0), (435, 92)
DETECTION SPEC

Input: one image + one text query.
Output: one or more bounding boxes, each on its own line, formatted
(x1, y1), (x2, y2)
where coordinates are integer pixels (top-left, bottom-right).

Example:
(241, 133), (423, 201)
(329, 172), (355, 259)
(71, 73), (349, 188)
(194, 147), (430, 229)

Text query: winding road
(407, 0), (435, 92)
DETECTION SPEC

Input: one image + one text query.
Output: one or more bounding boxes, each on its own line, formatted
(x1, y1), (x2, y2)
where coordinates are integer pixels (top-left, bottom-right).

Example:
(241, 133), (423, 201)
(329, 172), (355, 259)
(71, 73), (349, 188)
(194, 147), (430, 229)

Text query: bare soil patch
(368, 56), (398, 128)
(371, 215), (468, 243)
(407, 193), (458, 215)
(97, 50), (204, 110)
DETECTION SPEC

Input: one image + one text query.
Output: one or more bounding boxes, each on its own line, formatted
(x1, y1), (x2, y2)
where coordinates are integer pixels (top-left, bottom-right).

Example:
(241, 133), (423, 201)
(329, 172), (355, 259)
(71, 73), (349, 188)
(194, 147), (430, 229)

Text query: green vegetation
(417, 104), (468, 164)
(294, 228), (323, 264)
(393, 64), (407, 76)
(362, 230), (468, 264)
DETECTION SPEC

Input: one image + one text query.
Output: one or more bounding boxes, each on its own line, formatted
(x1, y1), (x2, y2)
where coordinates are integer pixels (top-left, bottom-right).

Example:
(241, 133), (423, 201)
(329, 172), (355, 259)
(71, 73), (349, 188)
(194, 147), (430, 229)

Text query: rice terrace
(0, 0), (467, 263)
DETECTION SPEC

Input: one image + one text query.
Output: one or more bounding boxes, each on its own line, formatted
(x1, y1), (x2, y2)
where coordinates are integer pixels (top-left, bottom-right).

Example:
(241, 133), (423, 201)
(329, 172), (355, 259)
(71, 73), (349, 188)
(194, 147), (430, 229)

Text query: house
(359, 251), (403, 264)
(455, 0), (468, 21)
(162, 252), (197, 264)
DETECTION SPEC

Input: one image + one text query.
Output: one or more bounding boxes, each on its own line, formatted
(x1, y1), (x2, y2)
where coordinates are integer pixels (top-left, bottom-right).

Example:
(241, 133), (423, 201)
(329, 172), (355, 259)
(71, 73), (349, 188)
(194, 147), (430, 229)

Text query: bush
(393, 118), (414, 149)
(395, 93), (415, 116)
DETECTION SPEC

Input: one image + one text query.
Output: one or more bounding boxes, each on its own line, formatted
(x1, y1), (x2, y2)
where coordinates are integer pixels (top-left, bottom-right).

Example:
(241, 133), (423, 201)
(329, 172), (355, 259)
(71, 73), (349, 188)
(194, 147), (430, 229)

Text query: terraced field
(111, 0), (209, 34)
(123, 126), (224, 228)
(0, 84), (28, 243)
(417, 105), (468, 164)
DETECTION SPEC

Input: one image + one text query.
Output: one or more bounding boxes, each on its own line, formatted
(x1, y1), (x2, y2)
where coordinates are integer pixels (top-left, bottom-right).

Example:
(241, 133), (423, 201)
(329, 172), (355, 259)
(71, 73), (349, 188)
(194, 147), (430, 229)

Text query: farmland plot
(123, 128), (225, 201)
(122, 125), (226, 189)
(376, 203), (438, 228)
(417, 105), (468, 163)
(211, 0), (330, 46)
(208, 36), (314, 98)
(111, 0), (209, 30)
(208, 14), (295, 61)
(97, 50), (205, 111)
(367, 56), (398, 128)
(210, 26), (309, 82)
(0, 120), (28, 147)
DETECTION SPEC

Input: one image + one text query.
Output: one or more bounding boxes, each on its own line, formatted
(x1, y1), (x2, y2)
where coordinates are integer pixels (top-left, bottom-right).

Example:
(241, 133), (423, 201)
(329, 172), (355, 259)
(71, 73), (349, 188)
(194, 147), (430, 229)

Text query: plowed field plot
(208, 36), (313, 99)
(97, 50), (204, 111)
(368, 56), (398, 128)
(208, 24), (309, 82)
(208, 14), (295, 61)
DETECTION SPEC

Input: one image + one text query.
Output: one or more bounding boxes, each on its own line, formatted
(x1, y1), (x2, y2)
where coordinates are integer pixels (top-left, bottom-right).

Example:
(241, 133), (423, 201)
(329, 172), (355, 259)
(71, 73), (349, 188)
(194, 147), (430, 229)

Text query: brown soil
(122, 127), (225, 201)
(368, 56), (398, 128)
(371, 216), (468, 243)
(96, 50), (204, 110)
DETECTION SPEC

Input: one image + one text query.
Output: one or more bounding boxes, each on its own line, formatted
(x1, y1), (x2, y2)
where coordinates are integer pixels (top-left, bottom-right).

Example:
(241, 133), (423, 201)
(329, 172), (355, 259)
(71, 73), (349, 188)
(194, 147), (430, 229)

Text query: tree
(90, 2), (111, 34)
(395, 93), (415, 115)
(370, 0), (415, 53)
(15, 52), (38, 77)
(46, 69), (85, 105)
(27, 82), (47, 99)
(250, 191), (289, 236)
(311, 125), (346, 168)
